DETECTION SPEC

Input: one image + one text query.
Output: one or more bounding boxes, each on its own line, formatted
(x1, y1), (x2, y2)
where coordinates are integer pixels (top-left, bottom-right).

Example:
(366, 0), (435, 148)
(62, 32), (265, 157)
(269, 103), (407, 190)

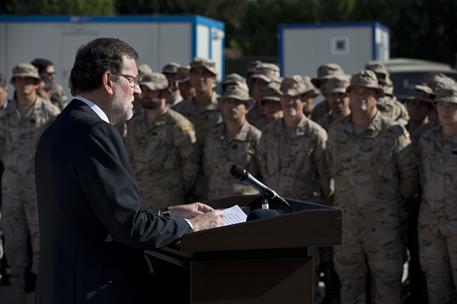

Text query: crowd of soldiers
(0, 54), (456, 304)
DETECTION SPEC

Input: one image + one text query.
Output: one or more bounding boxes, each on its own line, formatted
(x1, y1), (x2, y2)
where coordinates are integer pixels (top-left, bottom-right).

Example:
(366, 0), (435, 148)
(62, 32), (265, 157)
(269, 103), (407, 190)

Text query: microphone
(230, 165), (291, 211)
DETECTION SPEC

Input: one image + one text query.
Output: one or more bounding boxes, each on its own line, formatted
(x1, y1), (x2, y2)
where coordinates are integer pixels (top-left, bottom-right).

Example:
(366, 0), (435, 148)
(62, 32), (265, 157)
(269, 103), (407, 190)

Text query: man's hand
(168, 202), (214, 219)
(187, 210), (224, 232)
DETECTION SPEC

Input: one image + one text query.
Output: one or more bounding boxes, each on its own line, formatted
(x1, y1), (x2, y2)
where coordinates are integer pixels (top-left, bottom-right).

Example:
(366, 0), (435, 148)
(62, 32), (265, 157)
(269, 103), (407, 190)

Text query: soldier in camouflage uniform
(204, 81), (261, 200)
(315, 74), (351, 304)
(246, 63), (281, 129)
(417, 82), (457, 304)
(162, 62), (184, 106)
(398, 84), (435, 304)
(326, 70), (417, 304)
(126, 72), (198, 207)
(310, 63), (345, 122)
(402, 84), (435, 143)
(257, 75), (332, 204)
(173, 58), (221, 148)
(316, 75), (351, 131)
(0, 64), (60, 304)
(176, 65), (195, 101)
(365, 62), (409, 125)
(259, 80), (283, 128)
(172, 58), (222, 200)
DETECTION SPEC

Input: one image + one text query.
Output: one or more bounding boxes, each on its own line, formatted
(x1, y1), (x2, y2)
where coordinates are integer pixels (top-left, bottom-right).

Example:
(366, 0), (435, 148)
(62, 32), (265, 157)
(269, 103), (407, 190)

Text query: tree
(2, 0), (115, 14)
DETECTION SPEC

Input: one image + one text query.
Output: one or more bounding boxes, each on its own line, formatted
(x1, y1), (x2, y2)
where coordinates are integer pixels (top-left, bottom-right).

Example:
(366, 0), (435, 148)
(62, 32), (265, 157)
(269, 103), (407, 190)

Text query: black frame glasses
(112, 73), (142, 88)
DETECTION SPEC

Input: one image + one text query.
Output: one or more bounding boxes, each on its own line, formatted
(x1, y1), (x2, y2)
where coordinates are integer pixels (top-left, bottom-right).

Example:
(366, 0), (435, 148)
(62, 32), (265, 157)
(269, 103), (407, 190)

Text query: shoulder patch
(403, 130), (410, 140)
(181, 125), (192, 133)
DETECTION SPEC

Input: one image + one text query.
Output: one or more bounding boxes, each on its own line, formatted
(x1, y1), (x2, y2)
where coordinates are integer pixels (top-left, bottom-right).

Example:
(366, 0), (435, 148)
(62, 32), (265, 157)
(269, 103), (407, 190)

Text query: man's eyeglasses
(112, 73), (142, 88)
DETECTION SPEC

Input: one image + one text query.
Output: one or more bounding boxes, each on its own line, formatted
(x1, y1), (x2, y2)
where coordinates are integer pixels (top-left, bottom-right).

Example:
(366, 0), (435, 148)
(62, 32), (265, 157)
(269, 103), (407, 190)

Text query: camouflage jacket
(256, 116), (332, 203)
(126, 107), (199, 206)
(0, 97), (60, 182)
(326, 112), (418, 216)
(204, 121), (261, 200)
(418, 126), (457, 234)
(172, 93), (222, 151)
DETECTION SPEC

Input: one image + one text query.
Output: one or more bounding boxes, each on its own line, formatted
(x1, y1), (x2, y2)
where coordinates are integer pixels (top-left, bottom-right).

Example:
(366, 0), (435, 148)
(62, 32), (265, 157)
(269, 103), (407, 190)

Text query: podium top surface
(174, 195), (341, 254)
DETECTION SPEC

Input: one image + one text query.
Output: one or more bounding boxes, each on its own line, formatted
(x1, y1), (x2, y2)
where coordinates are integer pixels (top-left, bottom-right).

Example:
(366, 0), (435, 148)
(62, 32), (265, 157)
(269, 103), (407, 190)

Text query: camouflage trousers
(0, 178), (39, 304)
(333, 208), (403, 304)
(418, 222), (457, 304)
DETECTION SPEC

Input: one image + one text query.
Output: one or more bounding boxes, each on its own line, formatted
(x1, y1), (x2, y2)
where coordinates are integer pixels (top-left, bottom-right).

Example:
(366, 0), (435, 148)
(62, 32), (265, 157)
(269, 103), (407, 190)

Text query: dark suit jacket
(35, 100), (192, 304)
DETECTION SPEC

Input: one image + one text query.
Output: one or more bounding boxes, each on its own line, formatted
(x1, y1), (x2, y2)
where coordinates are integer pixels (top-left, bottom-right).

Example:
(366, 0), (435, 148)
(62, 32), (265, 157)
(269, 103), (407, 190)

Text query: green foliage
(3, 0), (115, 14)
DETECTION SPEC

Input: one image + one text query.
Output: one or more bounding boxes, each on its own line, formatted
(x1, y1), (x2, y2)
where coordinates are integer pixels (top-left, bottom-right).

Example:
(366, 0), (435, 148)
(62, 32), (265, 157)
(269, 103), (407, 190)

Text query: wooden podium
(144, 195), (341, 304)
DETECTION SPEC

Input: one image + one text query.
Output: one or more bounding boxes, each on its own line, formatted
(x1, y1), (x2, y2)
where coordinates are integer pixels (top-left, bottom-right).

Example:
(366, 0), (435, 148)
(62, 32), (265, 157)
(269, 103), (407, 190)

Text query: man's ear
(102, 71), (114, 95)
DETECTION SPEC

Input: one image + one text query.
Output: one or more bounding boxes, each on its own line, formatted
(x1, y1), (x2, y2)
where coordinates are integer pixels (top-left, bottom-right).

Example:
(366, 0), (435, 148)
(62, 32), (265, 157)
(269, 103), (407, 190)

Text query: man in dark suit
(34, 38), (223, 304)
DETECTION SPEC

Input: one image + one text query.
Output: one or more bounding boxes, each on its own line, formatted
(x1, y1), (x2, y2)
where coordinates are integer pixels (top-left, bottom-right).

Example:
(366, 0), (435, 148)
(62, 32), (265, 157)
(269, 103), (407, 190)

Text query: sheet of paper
(222, 205), (247, 226)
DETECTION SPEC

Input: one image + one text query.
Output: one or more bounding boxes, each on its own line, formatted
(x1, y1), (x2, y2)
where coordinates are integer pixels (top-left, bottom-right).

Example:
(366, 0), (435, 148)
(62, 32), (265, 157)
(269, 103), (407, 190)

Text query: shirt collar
(75, 95), (110, 123)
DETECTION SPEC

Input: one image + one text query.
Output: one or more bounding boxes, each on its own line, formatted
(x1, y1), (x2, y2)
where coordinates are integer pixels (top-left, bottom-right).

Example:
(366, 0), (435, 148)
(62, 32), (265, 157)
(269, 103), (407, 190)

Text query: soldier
(316, 75), (351, 131)
(172, 58), (222, 201)
(204, 82), (261, 200)
(173, 58), (221, 146)
(259, 80), (283, 128)
(399, 85), (435, 304)
(326, 70), (417, 304)
(257, 75), (332, 204)
(402, 84), (435, 142)
(126, 72), (198, 207)
(162, 62), (184, 106)
(176, 65), (195, 101)
(246, 63), (281, 129)
(365, 62), (409, 124)
(246, 60), (263, 94)
(0, 63), (60, 303)
(310, 63), (345, 122)
(417, 81), (457, 304)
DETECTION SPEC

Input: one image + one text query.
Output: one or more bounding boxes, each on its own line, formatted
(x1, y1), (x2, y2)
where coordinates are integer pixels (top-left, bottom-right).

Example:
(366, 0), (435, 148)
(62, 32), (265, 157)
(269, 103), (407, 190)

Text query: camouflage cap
(401, 84), (435, 103)
(176, 65), (190, 82)
(281, 75), (319, 97)
(139, 72), (168, 91)
(247, 60), (263, 75)
(422, 73), (456, 93)
(190, 57), (217, 75)
(365, 62), (389, 80)
(347, 70), (384, 95)
(138, 64), (153, 77)
(162, 62), (180, 75)
(11, 63), (40, 82)
(219, 82), (255, 107)
(434, 81), (457, 104)
(311, 63), (344, 86)
(222, 73), (247, 89)
(324, 75), (350, 94)
(251, 63), (280, 83)
(260, 80), (282, 102)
